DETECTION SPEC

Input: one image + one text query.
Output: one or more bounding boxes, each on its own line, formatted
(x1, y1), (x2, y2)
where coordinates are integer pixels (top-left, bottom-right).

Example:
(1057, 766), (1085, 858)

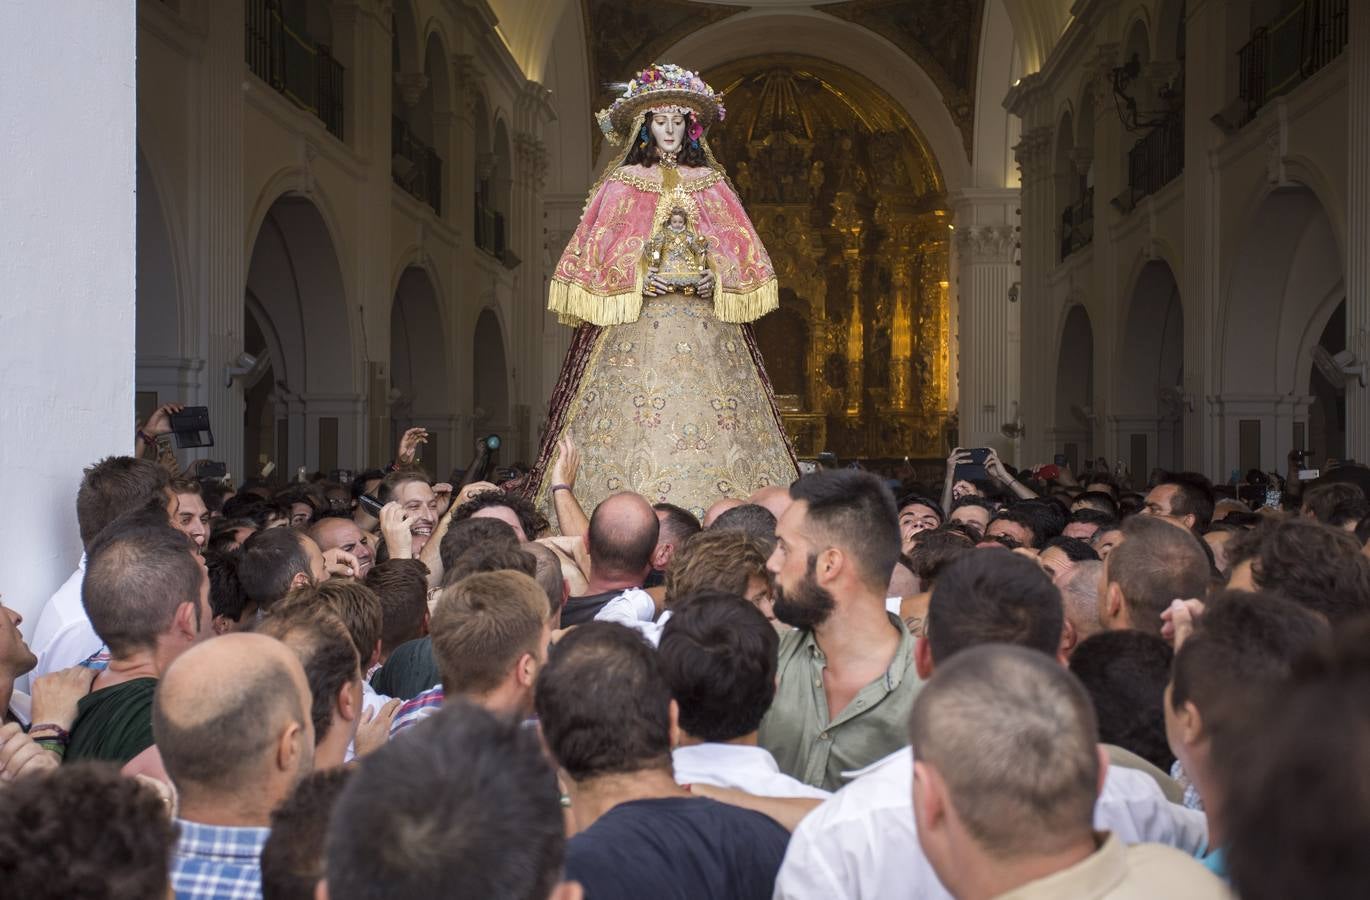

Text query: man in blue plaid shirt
(153, 632), (316, 900)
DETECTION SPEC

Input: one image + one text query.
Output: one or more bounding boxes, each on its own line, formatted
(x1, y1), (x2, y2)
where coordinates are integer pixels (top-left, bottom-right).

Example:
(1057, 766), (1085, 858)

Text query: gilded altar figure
(529, 63), (797, 519)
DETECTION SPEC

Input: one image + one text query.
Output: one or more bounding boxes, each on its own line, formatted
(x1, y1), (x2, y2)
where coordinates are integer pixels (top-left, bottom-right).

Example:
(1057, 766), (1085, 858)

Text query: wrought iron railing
(1237, 0), (1348, 124)
(244, 0), (345, 140)
(391, 116), (443, 213)
(1127, 115), (1184, 205)
(1060, 187), (1095, 260)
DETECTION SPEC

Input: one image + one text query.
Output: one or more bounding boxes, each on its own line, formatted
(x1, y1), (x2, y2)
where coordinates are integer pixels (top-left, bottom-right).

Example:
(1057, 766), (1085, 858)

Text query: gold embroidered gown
(529, 162), (797, 520)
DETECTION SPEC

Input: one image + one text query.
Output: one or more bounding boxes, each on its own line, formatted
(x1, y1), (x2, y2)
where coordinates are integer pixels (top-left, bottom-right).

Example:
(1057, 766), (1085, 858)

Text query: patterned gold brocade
(535, 294), (798, 520)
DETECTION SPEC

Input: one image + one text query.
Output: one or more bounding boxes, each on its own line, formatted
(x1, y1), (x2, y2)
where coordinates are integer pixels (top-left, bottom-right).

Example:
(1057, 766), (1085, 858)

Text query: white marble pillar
(1346, 0), (1370, 462)
(198, 0), (246, 478)
(0, 2), (136, 630)
(952, 189), (1021, 457)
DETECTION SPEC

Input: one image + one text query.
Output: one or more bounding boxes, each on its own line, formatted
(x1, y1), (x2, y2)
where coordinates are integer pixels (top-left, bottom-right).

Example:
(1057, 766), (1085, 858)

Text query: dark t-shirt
(370, 637), (438, 701)
(565, 796), (790, 900)
(65, 677), (158, 765)
(559, 590), (621, 628)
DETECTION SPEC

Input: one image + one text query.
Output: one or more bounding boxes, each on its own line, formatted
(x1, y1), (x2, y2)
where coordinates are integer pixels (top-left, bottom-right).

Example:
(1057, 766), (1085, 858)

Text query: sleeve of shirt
(34, 619), (103, 678)
(1096, 767), (1210, 856)
(593, 591), (655, 626)
(772, 813), (853, 900)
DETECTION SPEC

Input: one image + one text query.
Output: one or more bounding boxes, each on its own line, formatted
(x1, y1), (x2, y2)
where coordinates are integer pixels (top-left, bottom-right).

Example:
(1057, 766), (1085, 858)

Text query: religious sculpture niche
(702, 56), (952, 459)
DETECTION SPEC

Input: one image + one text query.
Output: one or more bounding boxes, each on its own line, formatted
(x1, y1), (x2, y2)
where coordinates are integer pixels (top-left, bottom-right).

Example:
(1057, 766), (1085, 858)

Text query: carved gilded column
(832, 194), (866, 417)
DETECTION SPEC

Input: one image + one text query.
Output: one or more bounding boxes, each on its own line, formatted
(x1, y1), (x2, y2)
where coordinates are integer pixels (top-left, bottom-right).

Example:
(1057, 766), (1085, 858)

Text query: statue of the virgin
(528, 63), (797, 519)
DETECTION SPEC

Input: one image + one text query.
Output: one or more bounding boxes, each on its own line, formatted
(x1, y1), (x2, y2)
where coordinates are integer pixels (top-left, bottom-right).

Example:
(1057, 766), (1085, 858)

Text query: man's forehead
(395, 480), (435, 501)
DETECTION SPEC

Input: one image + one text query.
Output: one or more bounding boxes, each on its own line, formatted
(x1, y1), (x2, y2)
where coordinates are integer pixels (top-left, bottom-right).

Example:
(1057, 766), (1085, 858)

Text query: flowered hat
(596, 63), (726, 146)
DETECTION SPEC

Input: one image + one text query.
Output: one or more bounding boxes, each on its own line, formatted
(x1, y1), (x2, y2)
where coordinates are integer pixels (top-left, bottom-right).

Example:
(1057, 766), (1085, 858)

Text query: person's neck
(811, 585), (900, 666)
(94, 647), (165, 690)
(566, 766), (685, 832)
(177, 786), (281, 829)
(677, 730), (758, 749)
(952, 833), (1099, 900)
(313, 721), (351, 772)
(584, 570), (643, 596)
(466, 682), (529, 721)
(1185, 752), (1226, 848)
(0, 670), (15, 719)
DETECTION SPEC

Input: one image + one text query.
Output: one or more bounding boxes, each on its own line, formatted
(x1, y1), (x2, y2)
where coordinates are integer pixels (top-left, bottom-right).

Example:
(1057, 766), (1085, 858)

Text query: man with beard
(758, 470), (918, 791)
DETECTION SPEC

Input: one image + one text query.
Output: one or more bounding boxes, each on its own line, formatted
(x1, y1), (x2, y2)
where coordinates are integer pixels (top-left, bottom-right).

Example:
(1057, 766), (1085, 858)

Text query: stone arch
(492, 117), (513, 225)
(391, 264), (453, 477)
(1154, 0), (1187, 64)
(1052, 303), (1095, 469)
(1115, 258), (1184, 477)
(1122, 14), (1152, 67)
(243, 193), (358, 476)
(390, 0), (421, 77)
(1217, 185), (1343, 472)
(472, 307), (511, 447)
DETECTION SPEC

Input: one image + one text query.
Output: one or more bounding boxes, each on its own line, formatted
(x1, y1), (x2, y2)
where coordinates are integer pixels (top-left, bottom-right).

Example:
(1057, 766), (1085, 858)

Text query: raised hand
(552, 435), (582, 490)
(142, 403), (184, 438)
(322, 547), (361, 578)
(396, 427), (429, 466)
(354, 698), (403, 758)
(379, 502), (414, 560)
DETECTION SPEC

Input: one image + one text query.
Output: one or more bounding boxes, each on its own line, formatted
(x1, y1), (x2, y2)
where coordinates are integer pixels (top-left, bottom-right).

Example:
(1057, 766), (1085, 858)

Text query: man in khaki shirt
(911, 645), (1229, 900)
(757, 470), (921, 791)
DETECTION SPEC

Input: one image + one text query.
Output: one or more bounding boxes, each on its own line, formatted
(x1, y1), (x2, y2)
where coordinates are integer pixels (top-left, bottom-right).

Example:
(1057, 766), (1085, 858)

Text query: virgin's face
(650, 113), (685, 154)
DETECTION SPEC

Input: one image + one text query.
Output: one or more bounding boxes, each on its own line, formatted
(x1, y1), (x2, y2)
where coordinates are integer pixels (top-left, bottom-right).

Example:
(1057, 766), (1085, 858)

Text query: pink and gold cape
(548, 164), (779, 326)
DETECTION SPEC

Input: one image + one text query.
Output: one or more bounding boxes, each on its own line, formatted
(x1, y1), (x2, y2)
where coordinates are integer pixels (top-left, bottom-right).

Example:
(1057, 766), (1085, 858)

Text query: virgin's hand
(697, 270), (715, 299)
(643, 267), (662, 297)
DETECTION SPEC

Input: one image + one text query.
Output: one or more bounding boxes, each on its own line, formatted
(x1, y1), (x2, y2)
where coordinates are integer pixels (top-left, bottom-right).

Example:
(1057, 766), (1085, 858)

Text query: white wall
(0, 3), (137, 633)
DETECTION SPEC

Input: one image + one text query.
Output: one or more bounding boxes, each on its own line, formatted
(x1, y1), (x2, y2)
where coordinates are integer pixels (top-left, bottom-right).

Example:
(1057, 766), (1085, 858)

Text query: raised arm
(550, 436), (590, 537)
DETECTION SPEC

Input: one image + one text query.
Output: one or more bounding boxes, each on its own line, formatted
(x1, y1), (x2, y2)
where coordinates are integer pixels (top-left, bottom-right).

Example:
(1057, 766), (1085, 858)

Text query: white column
(198, 1), (246, 478)
(952, 189), (1021, 458)
(1347, 1), (1370, 461)
(0, 3), (136, 629)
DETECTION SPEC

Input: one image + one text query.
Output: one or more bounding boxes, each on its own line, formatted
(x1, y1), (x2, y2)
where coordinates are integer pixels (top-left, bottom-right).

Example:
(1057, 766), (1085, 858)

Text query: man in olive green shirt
(758, 470), (922, 791)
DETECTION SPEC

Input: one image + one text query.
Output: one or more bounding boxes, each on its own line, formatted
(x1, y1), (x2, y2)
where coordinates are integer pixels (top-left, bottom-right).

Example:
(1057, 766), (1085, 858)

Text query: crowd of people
(2, 409), (1369, 899)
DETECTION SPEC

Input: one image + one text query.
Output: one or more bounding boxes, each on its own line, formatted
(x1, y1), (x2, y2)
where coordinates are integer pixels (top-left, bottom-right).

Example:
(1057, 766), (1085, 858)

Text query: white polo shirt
(30, 557), (103, 680)
(673, 743), (832, 801)
(772, 746), (1210, 900)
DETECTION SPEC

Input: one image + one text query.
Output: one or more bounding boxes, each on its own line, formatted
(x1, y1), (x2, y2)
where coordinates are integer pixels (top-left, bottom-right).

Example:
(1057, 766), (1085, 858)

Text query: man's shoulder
(801, 748), (913, 828)
(1121, 843), (1232, 895)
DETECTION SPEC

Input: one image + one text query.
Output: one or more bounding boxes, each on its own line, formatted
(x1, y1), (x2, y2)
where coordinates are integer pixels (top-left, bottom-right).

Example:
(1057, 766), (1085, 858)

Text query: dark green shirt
(65, 677), (158, 765)
(758, 614), (921, 791)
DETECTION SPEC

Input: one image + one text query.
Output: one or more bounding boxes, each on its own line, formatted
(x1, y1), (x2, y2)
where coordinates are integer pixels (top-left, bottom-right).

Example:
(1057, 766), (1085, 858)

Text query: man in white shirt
(771, 552), (1208, 899)
(658, 592), (830, 801)
(31, 456), (176, 679)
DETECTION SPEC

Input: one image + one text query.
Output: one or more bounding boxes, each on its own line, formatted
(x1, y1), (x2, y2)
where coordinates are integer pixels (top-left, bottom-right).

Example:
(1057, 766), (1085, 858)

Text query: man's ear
(668, 698), (682, 749)
(516, 651), (538, 689)
(420, 609), (431, 636)
(1095, 744), (1110, 798)
(173, 601), (198, 641)
(1104, 583), (1126, 628)
(337, 679), (359, 724)
(212, 613), (234, 637)
(817, 547), (843, 585)
(911, 760), (946, 832)
(915, 635), (935, 680)
(1181, 513), (1197, 531)
(1059, 618), (1078, 662)
(368, 639), (383, 671)
(1178, 699), (1205, 748)
(290, 571), (311, 591)
(278, 720), (305, 773)
(651, 542), (672, 571)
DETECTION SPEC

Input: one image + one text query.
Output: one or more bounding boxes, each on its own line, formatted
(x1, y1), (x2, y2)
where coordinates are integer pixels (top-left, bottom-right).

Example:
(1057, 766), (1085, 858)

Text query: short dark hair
(897, 494), (945, 521)
(1222, 619), (1370, 900)
(663, 529), (770, 608)
(76, 455), (171, 549)
(1170, 590), (1328, 744)
(430, 571), (547, 695)
(789, 470), (900, 590)
(1070, 509), (1119, 530)
(0, 762), (176, 899)
(154, 650), (309, 792)
(1042, 535), (1100, 563)
(653, 502), (702, 548)
(1227, 518), (1370, 625)
(906, 527), (974, 589)
(451, 490), (542, 541)
(1103, 516), (1210, 635)
(987, 505), (1054, 548)
(204, 549), (251, 624)
(324, 702), (564, 900)
(1301, 481), (1365, 524)
(709, 503), (778, 546)
(927, 551), (1064, 665)
(308, 580), (384, 668)
(1157, 472), (1215, 530)
(950, 495), (997, 516)
(261, 767), (354, 900)
(1072, 491), (1119, 517)
(1068, 630), (1175, 771)
(237, 528), (312, 611)
(350, 468), (385, 501)
(658, 592), (779, 742)
(536, 623), (672, 780)
(256, 597), (360, 746)
(1084, 472), (1119, 498)
(442, 543), (538, 587)
(82, 516), (203, 656)
(365, 559), (431, 656)
(377, 468), (431, 505)
(587, 496), (660, 578)
(438, 516), (520, 572)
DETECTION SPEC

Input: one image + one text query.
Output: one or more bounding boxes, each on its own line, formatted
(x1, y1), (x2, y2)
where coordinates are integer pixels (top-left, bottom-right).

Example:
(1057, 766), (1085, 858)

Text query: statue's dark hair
(622, 110), (709, 167)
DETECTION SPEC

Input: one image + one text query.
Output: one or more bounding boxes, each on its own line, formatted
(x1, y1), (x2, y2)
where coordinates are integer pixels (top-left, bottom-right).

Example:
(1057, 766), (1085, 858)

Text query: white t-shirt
(673, 743), (832, 801)
(772, 746), (1210, 900)
(593, 588), (671, 646)
(30, 558), (103, 680)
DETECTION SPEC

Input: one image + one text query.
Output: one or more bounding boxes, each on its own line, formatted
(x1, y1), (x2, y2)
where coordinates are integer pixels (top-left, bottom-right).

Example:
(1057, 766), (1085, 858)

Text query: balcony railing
(244, 0), (345, 140)
(1127, 115), (1184, 205)
(391, 116), (442, 214)
(1060, 187), (1095, 260)
(474, 197), (506, 259)
(1237, 0), (1348, 125)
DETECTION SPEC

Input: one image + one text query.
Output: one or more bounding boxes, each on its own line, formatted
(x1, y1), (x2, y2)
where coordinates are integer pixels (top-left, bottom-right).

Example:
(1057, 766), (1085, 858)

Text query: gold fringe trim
(549, 271), (645, 327)
(713, 279), (779, 324)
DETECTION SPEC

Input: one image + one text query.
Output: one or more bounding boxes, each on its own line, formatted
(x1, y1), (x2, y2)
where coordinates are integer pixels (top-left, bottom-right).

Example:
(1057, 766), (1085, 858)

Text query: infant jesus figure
(645, 206), (711, 296)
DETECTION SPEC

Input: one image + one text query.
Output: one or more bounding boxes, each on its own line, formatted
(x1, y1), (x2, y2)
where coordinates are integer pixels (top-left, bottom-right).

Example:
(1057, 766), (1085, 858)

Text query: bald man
(703, 496), (746, 528)
(750, 484), (794, 523)
(309, 517), (375, 579)
(560, 492), (661, 627)
(154, 633), (315, 900)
